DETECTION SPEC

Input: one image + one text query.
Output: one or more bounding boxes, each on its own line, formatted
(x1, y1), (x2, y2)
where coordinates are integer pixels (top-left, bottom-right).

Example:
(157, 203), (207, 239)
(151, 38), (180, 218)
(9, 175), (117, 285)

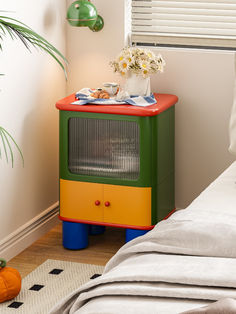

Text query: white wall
(0, 0), (67, 259)
(66, 0), (235, 209)
(151, 48), (235, 208)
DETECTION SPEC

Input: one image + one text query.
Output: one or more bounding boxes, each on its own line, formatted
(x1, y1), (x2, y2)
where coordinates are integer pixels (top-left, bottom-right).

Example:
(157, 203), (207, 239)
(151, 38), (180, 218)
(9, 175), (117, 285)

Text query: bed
(50, 160), (236, 314)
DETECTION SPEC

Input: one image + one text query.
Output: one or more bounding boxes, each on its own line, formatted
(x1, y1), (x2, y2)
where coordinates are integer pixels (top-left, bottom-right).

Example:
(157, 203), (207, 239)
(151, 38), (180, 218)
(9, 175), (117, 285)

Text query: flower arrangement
(110, 47), (165, 78)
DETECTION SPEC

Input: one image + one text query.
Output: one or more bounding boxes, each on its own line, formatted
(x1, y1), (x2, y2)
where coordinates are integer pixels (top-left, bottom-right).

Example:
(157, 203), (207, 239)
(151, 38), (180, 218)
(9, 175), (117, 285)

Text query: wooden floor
(8, 222), (125, 278)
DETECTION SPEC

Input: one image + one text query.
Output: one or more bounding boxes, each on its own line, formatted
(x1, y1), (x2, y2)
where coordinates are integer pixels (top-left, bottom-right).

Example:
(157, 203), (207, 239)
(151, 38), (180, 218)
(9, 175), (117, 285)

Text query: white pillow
(229, 54), (236, 156)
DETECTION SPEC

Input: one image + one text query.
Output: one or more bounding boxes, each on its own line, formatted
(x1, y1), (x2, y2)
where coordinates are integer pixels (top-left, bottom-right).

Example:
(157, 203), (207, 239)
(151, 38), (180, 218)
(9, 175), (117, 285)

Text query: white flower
(127, 55), (134, 64)
(119, 58), (129, 72)
(146, 50), (155, 59)
(118, 53), (125, 62)
(138, 60), (150, 77)
(139, 60), (150, 70)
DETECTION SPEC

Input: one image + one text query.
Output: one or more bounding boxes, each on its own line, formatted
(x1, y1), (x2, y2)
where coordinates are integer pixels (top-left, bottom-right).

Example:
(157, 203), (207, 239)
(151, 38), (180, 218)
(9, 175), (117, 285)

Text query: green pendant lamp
(89, 15), (104, 32)
(67, 0), (104, 31)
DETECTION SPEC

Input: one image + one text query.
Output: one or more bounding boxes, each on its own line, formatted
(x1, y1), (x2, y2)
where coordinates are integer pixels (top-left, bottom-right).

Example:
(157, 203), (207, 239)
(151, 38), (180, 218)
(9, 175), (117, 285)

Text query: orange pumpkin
(0, 258), (21, 303)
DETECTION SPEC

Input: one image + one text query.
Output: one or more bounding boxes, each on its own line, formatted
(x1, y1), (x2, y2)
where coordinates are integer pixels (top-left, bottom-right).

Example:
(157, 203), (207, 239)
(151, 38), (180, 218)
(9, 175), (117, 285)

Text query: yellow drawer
(60, 179), (151, 227)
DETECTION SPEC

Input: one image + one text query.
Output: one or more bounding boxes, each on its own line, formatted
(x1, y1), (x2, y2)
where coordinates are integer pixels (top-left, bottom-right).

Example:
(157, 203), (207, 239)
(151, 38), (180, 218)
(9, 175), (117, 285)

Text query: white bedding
(50, 161), (236, 314)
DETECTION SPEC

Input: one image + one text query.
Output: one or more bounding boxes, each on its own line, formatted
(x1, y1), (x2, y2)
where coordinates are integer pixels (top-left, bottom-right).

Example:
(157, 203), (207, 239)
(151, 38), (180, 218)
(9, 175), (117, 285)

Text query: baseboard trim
(0, 202), (59, 261)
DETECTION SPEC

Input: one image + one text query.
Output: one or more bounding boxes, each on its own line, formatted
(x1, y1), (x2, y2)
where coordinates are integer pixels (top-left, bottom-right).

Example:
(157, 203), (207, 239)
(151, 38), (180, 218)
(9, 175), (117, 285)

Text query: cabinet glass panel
(68, 117), (140, 179)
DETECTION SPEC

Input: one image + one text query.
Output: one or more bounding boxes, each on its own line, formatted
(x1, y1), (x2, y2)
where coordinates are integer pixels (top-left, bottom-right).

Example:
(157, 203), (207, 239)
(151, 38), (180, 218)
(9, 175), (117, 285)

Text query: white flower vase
(124, 73), (151, 97)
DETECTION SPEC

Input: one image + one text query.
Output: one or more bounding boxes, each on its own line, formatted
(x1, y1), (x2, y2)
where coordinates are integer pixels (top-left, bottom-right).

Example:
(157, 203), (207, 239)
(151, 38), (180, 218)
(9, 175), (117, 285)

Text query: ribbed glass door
(68, 117), (140, 180)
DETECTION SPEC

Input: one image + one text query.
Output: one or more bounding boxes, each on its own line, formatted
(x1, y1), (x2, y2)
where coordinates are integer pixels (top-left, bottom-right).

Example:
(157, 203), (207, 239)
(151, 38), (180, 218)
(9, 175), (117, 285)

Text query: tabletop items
(72, 88), (157, 107)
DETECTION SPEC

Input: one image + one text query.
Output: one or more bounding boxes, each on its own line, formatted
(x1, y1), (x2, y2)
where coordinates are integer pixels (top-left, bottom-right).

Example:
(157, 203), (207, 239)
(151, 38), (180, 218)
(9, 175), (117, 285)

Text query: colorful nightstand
(56, 93), (178, 249)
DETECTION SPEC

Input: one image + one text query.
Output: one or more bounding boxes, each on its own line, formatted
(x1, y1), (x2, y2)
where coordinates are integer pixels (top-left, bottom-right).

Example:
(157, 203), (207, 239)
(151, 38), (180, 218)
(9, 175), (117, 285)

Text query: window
(131, 0), (236, 49)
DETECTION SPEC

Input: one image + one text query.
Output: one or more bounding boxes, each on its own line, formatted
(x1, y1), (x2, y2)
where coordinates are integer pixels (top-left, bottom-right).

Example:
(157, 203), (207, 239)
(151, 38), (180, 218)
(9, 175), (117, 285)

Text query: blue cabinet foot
(125, 228), (149, 243)
(63, 221), (89, 249)
(89, 225), (106, 235)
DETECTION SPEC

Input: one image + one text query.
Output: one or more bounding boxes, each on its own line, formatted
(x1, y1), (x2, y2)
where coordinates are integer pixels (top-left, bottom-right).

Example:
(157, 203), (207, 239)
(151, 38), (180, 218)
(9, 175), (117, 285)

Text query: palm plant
(0, 13), (67, 167)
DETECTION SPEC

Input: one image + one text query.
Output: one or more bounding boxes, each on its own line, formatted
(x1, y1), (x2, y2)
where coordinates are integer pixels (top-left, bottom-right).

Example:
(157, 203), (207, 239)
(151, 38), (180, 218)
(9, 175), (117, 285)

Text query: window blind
(131, 0), (236, 48)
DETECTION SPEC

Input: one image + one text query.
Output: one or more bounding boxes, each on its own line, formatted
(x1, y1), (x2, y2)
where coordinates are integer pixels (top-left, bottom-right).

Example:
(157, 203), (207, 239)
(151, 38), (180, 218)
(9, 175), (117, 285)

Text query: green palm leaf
(0, 127), (24, 167)
(0, 15), (68, 78)
(0, 12), (67, 166)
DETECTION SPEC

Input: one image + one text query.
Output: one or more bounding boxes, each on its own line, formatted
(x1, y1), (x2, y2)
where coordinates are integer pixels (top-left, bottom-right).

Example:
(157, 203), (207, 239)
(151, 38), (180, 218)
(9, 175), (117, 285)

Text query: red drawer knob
(95, 200), (100, 206)
(104, 201), (110, 207)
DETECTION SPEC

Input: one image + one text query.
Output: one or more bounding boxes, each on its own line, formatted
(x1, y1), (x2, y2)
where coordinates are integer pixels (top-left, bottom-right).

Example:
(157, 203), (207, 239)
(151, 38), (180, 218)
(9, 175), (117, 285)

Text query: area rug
(0, 259), (104, 314)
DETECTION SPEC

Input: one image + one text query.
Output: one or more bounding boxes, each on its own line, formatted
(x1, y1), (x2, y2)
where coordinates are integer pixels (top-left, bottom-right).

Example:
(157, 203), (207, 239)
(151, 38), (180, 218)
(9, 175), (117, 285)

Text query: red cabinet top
(56, 93), (178, 117)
